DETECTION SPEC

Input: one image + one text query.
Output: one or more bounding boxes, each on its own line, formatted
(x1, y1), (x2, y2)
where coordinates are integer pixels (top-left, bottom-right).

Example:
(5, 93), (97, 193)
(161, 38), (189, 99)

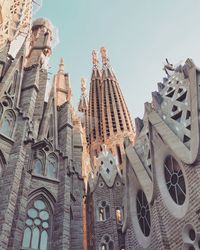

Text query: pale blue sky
(35, 0), (200, 120)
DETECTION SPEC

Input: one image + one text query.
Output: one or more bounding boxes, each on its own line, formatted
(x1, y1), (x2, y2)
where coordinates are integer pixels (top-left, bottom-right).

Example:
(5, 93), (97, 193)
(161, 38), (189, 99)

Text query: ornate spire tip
(100, 47), (108, 65)
(92, 49), (99, 65)
(81, 78), (86, 95)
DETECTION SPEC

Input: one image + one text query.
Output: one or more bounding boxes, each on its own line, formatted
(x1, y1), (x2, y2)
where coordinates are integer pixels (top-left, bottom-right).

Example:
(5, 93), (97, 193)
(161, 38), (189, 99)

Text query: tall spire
(100, 47), (117, 80)
(87, 49), (103, 164)
(87, 47), (135, 168)
(54, 57), (72, 106)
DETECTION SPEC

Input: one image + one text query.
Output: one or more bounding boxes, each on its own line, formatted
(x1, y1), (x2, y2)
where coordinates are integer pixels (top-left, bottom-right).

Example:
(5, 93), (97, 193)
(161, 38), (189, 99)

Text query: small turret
(78, 78), (88, 113)
(54, 57), (72, 106)
(25, 18), (53, 69)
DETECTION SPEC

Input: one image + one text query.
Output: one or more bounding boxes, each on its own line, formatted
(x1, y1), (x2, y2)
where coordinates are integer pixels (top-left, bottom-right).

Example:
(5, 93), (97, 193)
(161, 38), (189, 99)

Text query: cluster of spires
(55, 46), (114, 106)
(92, 47), (110, 66)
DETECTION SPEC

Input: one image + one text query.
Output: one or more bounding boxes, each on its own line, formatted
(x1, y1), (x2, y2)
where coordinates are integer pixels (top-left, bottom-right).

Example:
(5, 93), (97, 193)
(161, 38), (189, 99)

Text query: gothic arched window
(99, 235), (114, 250)
(98, 201), (110, 221)
(164, 156), (186, 205)
(22, 198), (52, 250)
(0, 110), (15, 137)
(47, 155), (57, 179)
(33, 159), (43, 175)
(136, 190), (151, 237)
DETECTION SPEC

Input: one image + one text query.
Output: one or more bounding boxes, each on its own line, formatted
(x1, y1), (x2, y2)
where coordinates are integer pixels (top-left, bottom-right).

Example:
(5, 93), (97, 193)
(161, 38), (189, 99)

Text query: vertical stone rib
(111, 81), (126, 132)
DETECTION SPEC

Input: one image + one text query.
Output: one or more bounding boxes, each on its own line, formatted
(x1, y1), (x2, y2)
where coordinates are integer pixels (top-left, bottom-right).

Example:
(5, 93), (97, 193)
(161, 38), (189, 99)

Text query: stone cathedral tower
(0, 13), (84, 250)
(87, 47), (135, 168)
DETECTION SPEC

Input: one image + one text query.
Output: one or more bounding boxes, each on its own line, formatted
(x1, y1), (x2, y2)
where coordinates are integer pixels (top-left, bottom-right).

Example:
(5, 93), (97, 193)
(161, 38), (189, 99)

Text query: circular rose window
(164, 156), (186, 205)
(136, 190), (151, 237)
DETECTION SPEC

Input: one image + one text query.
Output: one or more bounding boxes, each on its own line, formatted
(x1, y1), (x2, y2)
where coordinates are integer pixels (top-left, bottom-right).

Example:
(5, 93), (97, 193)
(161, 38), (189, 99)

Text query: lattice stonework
(159, 72), (191, 149)
(0, 0), (32, 48)
(134, 124), (152, 176)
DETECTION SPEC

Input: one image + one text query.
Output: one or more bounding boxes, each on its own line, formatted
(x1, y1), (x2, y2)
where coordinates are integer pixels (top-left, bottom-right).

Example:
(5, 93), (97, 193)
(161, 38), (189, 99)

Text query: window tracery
(136, 190), (151, 237)
(0, 110), (15, 137)
(22, 198), (52, 250)
(32, 152), (58, 180)
(164, 156), (186, 205)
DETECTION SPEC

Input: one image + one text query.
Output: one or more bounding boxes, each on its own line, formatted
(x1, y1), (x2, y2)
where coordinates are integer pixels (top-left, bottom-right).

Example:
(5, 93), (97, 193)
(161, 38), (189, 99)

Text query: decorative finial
(60, 57), (64, 65)
(163, 58), (174, 77)
(58, 57), (64, 73)
(100, 47), (108, 65)
(92, 49), (99, 65)
(81, 78), (86, 96)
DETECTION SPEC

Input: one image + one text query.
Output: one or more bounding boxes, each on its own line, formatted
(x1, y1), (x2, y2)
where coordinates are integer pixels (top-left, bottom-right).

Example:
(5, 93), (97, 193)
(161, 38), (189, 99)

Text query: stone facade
(1, 2), (200, 250)
(86, 146), (125, 250)
(0, 17), (84, 250)
(123, 59), (200, 250)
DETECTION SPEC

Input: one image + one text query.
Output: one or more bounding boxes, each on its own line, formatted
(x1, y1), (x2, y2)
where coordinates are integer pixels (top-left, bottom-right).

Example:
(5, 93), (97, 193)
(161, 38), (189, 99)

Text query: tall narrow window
(0, 110), (15, 137)
(33, 159), (43, 175)
(116, 145), (122, 164)
(116, 208), (123, 224)
(164, 156), (186, 205)
(47, 155), (57, 179)
(98, 201), (110, 221)
(22, 198), (51, 250)
(99, 235), (114, 250)
(136, 190), (151, 237)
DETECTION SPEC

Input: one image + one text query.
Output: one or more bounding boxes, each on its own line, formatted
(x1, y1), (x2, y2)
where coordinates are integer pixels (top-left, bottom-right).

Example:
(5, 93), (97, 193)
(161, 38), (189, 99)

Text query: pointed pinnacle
(81, 78), (86, 95)
(92, 49), (99, 65)
(100, 47), (108, 65)
(58, 57), (64, 73)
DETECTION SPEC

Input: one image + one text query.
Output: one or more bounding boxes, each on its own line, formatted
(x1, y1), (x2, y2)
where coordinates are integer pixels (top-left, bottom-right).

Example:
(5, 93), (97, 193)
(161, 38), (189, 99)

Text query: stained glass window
(47, 155), (57, 178)
(22, 199), (51, 250)
(33, 159), (43, 175)
(136, 190), (151, 237)
(0, 110), (15, 137)
(164, 156), (186, 205)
